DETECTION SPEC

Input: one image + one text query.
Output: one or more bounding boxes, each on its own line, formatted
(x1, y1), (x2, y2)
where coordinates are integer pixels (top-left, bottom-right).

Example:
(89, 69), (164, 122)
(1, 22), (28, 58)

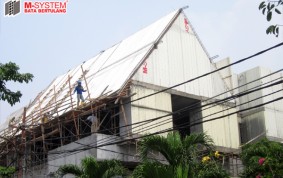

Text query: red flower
(258, 158), (265, 165)
(256, 174), (262, 178)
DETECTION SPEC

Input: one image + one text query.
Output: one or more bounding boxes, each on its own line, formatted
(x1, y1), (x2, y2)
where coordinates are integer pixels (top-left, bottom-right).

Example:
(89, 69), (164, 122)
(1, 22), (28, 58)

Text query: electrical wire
(21, 81), (283, 163)
(86, 78), (283, 147)
(29, 94), (283, 166)
(2, 43), (283, 171)
(124, 42), (283, 105)
(20, 74), (283, 152)
(25, 69), (282, 145)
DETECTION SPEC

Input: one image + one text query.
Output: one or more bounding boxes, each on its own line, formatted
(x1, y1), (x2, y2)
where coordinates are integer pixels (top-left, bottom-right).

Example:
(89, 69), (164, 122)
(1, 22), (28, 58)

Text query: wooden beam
(97, 112), (110, 130)
(120, 100), (131, 137)
(29, 129), (59, 143)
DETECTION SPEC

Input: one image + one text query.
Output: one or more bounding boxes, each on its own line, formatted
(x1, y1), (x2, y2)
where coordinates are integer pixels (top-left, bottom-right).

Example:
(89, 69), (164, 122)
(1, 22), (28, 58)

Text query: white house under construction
(0, 8), (282, 178)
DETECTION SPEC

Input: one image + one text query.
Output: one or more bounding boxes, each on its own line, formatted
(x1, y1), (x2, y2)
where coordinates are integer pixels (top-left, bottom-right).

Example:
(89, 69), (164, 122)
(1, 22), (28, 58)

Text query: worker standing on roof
(74, 80), (86, 107)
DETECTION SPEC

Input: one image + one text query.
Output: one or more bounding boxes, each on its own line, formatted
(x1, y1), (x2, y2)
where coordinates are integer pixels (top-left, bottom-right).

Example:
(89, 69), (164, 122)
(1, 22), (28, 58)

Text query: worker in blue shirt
(74, 80), (86, 107)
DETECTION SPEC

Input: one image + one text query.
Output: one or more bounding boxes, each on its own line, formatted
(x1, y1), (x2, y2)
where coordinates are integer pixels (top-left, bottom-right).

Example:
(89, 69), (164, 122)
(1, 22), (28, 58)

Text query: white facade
(238, 67), (283, 143)
(132, 12), (240, 149)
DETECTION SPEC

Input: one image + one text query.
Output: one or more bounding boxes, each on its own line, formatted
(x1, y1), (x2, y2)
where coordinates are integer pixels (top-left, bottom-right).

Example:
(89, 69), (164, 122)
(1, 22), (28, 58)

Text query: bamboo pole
(80, 64), (91, 100)
(54, 85), (63, 146)
(39, 99), (47, 153)
(67, 75), (79, 139)
(120, 100), (130, 137)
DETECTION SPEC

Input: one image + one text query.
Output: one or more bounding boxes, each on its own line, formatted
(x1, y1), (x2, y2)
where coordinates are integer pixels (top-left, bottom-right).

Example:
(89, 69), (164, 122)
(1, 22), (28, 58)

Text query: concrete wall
(23, 133), (140, 178)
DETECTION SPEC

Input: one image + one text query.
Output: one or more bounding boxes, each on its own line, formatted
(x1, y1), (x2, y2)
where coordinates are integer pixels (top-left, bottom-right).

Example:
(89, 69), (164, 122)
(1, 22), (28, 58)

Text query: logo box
(5, 0), (20, 16)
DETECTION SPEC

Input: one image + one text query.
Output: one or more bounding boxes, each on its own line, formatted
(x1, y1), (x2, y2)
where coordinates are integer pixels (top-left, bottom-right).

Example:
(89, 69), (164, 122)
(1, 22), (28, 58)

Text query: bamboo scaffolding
(54, 85), (63, 146)
(67, 75), (79, 138)
(39, 99), (47, 153)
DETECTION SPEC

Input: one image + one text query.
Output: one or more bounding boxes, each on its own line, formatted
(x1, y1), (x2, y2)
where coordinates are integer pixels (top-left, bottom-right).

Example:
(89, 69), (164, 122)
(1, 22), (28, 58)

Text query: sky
(0, 0), (282, 124)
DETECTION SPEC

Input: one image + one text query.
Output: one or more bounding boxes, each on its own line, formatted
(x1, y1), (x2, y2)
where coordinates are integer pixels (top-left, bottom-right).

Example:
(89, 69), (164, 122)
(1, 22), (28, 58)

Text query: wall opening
(171, 94), (203, 137)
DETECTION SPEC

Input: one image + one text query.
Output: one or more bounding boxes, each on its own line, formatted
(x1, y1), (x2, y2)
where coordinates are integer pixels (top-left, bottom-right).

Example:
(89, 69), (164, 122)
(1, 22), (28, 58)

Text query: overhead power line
(31, 69), (282, 145)
(2, 43), (283, 169)
(38, 94), (283, 164)
(87, 79), (283, 148)
(125, 42), (283, 105)
(28, 79), (283, 164)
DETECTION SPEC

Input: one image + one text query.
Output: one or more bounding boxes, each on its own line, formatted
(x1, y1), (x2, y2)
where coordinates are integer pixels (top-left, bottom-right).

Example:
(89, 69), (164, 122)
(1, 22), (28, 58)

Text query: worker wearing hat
(74, 80), (86, 107)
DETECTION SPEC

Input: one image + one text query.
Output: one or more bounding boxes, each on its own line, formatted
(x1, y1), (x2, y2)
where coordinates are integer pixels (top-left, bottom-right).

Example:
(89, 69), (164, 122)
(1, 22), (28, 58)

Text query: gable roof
(10, 9), (182, 127)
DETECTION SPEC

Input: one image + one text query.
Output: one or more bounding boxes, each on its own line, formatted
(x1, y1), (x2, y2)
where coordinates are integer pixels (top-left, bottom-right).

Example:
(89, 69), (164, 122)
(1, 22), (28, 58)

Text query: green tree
(240, 138), (283, 177)
(56, 157), (126, 178)
(0, 166), (16, 178)
(259, 0), (283, 37)
(133, 132), (228, 178)
(0, 62), (33, 106)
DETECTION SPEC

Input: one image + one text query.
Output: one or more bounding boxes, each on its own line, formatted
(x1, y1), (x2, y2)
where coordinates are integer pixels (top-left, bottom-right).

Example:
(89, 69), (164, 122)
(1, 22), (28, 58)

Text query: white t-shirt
(87, 115), (97, 123)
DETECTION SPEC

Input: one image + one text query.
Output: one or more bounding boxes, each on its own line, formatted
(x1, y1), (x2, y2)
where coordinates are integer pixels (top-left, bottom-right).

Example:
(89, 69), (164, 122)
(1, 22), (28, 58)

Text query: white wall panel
(215, 58), (233, 90)
(238, 67), (283, 142)
(133, 12), (229, 100)
(132, 13), (238, 148)
(241, 111), (266, 142)
(201, 103), (240, 148)
(130, 85), (172, 136)
(264, 109), (283, 139)
(259, 67), (283, 111)
(238, 67), (263, 110)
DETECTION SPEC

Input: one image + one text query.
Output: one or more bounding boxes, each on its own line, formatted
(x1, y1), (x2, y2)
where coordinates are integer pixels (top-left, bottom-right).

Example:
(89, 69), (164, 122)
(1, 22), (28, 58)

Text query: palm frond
(98, 160), (126, 178)
(175, 164), (189, 178)
(81, 157), (99, 178)
(166, 132), (182, 150)
(57, 164), (83, 178)
(182, 133), (214, 151)
(132, 161), (174, 178)
(139, 134), (177, 165)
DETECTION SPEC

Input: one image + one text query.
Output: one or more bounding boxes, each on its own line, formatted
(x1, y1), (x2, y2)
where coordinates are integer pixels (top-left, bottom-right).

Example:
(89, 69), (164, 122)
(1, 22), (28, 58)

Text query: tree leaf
(259, 1), (265, 9)
(267, 11), (272, 21)
(272, 26), (276, 34)
(262, 8), (266, 15)
(266, 26), (273, 34)
(275, 27), (279, 37)
(270, 4), (275, 10)
(275, 8), (281, 14)
(267, 3), (271, 10)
